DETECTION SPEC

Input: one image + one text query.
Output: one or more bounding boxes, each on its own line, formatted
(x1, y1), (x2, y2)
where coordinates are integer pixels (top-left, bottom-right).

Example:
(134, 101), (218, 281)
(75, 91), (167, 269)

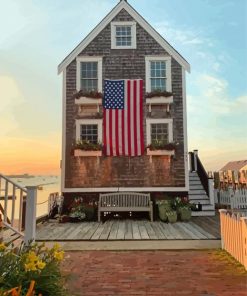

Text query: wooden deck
(36, 215), (220, 241)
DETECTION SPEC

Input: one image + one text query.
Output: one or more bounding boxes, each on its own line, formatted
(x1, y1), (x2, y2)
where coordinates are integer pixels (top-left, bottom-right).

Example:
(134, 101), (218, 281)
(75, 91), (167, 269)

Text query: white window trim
(76, 56), (102, 92)
(145, 56), (172, 92)
(75, 119), (103, 143)
(111, 21), (136, 49)
(146, 118), (173, 145)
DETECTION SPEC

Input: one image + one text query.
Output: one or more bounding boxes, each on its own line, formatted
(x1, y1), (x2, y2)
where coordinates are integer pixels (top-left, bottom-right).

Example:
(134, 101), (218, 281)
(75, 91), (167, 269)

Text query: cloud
(0, 75), (25, 136)
(190, 74), (247, 115)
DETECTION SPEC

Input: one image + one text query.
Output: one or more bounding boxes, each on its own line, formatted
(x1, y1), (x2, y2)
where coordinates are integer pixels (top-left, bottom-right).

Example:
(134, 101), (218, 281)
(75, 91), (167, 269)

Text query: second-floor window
(145, 56), (172, 93)
(76, 57), (102, 92)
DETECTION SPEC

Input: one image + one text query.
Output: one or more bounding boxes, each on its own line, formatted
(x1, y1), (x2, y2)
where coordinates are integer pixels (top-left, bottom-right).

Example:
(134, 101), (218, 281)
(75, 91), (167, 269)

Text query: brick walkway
(62, 250), (247, 296)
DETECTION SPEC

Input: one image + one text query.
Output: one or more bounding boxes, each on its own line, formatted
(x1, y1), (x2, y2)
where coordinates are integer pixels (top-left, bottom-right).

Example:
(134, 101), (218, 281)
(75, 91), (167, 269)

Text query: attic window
(111, 21), (136, 49)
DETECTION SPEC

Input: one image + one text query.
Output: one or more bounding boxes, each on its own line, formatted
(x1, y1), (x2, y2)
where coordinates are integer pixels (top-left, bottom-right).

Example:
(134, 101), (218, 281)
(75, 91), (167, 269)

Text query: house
(58, 0), (214, 215)
(218, 160), (247, 187)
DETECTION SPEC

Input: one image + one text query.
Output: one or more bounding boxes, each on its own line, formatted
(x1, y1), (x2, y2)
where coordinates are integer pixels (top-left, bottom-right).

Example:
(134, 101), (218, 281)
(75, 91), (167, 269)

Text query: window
(76, 119), (103, 143)
(80, 124), (98, 144)
(146, 119), (173, 145)
(145, 56), (171, 92)
(111, 22), (136, 49)
(151, 123), (168, 144)
(80, 62), (98, 91)
(76, 57), (102, 92)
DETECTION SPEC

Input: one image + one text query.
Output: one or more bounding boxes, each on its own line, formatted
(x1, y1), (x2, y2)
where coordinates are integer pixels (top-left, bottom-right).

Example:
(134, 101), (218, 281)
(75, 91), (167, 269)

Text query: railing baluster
(11, 185), (16, 226)
(4, 180), (8, 223)
(18, 189), (24, 232)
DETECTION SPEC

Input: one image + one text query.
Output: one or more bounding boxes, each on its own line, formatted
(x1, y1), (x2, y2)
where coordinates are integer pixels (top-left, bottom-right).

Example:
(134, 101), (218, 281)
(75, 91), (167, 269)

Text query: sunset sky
(0, 0), (246, 175)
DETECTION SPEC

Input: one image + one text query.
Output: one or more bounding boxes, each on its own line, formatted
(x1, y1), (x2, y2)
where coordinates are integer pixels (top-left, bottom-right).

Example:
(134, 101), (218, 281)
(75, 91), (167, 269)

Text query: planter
(146, 148), (175, 156)
(74, 149), (102, 157)
(167, 211), (177, 223)
(179, 208), (192, 221)
(74, 97), (102, 105)
(158, 204), (168, 222)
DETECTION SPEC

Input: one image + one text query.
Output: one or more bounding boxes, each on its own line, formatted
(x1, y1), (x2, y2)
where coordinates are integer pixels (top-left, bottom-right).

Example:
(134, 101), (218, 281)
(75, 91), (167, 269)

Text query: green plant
(178, 207), (192, 221)
(0, 242), (67, 296)
(72, 90), (102, 99)
(145, 90), (173, 98)
(73, 140), (102, 151)
(166, 211), (177, 223)
(147, 140), (176, 151)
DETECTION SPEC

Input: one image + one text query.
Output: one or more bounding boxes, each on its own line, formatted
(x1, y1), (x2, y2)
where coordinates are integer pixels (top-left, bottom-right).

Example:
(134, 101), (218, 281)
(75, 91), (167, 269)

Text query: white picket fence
(215, 189), (247, 209)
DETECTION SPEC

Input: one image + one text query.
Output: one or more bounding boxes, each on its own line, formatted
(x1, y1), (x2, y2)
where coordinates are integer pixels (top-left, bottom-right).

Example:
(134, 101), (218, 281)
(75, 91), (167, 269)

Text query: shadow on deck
(36, 215), (220, 241)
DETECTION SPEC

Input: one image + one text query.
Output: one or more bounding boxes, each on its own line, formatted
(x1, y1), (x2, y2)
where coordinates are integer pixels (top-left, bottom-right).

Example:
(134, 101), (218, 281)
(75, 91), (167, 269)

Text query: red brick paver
(62, 250), (247, 296)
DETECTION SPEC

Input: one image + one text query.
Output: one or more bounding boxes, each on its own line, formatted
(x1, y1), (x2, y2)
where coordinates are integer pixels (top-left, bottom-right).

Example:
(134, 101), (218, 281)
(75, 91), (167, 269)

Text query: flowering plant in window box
(72, 90), (103, 100)
(145, 90), (173, 98)
(146, 140), (176, 156)
(72, 140), (102, 156)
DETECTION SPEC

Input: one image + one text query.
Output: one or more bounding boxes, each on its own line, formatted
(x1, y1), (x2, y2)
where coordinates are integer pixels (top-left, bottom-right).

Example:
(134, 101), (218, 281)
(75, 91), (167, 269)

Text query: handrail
(196, 154), (209, 196)
(0, 173), (27, 192)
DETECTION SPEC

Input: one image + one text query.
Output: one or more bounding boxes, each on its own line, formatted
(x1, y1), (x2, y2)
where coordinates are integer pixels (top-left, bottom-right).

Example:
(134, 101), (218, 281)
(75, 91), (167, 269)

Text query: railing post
(208, 177), (215, 208)
(193, 149), (198, 172)
(0, 214), (2, 243)
(24, 186), (38, 244)
(219, 209), (227, 249)
(241, 217), (247, 271)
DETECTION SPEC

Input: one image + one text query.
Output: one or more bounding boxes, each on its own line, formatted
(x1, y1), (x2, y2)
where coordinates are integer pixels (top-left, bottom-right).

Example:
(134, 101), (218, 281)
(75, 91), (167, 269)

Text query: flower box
(146, 96), (173, 112)
(74, 149), (102, 157)
(74, 97), (102, 105)
(146, 148), (175, 156)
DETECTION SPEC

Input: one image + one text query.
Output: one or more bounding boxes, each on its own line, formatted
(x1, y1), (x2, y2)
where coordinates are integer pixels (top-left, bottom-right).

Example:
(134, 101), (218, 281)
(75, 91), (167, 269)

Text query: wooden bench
(98, 192), (153, 222)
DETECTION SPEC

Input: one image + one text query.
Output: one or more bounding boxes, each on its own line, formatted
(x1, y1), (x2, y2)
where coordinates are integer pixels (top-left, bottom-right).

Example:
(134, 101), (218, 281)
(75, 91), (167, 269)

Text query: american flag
(103, 79), (144, 156)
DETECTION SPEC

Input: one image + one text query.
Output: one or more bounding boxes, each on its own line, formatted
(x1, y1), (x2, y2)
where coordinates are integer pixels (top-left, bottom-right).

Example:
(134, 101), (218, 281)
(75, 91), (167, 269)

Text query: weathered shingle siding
(64, 9), (185, 189)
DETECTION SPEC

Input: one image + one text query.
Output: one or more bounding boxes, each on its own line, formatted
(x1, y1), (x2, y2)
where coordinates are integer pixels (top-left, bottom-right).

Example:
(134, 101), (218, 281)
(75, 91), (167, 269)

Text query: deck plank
(108, 220), (119, 240)
(138, 221), (149, 239)
(188, 221), (216, 239)
(81, 222), (100, 240)
(91, 223), (105, 240)
(172, 223), (192, 239)
(150, 222), (166, 239)
(77, 223), (94, 239)
(124, 220), (133, 240)
(192, 218), (220, 238)
(167, 223), (184, 239)
(99, 220), (113, 240)
(132, 221), (141, 239)
(67, 223), (88, 240)
(178, 222), (205, 239)
(143, 221), (158, 239)
(116, 221), (126, 240)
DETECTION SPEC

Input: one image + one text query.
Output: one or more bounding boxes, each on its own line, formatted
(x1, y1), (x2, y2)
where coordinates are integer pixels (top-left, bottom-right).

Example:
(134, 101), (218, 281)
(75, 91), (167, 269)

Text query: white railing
(0, 174), (38, 243)
(48, 192), (63, 216)
(215, 188), (247, 209)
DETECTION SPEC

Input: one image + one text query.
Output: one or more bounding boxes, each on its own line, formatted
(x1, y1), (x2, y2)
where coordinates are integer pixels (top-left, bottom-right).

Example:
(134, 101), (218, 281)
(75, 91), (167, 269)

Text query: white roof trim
(58, 1), (190, 74)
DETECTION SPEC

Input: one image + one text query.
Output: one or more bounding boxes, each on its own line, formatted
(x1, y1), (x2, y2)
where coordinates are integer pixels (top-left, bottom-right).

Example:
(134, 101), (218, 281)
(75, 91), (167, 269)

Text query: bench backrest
(99, 192), (151, 207)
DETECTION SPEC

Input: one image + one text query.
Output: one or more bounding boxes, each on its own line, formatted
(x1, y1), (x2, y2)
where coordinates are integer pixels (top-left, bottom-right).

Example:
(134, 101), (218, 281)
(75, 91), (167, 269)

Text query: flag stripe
(103, 79), (144, 156)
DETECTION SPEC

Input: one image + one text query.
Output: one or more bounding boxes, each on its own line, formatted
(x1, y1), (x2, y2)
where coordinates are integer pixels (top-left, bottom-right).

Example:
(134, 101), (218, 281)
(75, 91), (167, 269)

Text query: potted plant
(72, 90), (103, 100)
(166, 210), (177, 223)
(178, 207), (192, 222)
(146, 140), (177, 156)
(157, 200), (172, 221)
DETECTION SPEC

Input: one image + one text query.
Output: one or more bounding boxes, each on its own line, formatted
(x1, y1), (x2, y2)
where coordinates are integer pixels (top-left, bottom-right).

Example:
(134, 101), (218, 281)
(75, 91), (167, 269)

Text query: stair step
(202, 204), (215, 211)
(191, 210), (215, 217)
(188, 199), (209, 204)
(189, 190), (207, 195)
(189, 181), (202, 185)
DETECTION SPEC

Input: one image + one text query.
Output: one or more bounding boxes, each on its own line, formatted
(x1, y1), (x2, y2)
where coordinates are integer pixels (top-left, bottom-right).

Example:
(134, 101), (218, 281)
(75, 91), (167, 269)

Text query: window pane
(150, 123), (168, 144)
(80, 124), (98, 144)
(115, 25), (132, 46)
(80, 62), (98, 91)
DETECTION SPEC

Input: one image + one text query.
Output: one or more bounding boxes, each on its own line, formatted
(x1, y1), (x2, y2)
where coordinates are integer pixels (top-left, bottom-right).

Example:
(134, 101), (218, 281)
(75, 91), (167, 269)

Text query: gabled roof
(58, 0), (190, 74)
(220, 160), (247, 171)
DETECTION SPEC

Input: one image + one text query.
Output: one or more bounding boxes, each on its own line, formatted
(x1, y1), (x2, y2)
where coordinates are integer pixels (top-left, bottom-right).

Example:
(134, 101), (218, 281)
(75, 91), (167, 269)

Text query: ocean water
(8, 175), (60, 217)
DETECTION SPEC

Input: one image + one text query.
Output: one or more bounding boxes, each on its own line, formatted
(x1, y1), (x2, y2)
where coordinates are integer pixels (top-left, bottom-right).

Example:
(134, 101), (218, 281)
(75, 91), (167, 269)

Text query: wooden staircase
(189, 151), (215, 216)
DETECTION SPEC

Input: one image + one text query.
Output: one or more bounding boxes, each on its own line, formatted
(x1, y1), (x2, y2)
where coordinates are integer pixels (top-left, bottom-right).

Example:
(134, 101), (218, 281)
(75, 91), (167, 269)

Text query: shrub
(0, 242), (67, 296)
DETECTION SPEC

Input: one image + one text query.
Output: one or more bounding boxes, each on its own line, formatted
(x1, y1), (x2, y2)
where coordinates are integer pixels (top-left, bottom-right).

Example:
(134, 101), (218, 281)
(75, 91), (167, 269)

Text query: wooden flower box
(146, 96), (173, 112)
(74, 149), (102, 157)
(146, 148), (175, 156)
